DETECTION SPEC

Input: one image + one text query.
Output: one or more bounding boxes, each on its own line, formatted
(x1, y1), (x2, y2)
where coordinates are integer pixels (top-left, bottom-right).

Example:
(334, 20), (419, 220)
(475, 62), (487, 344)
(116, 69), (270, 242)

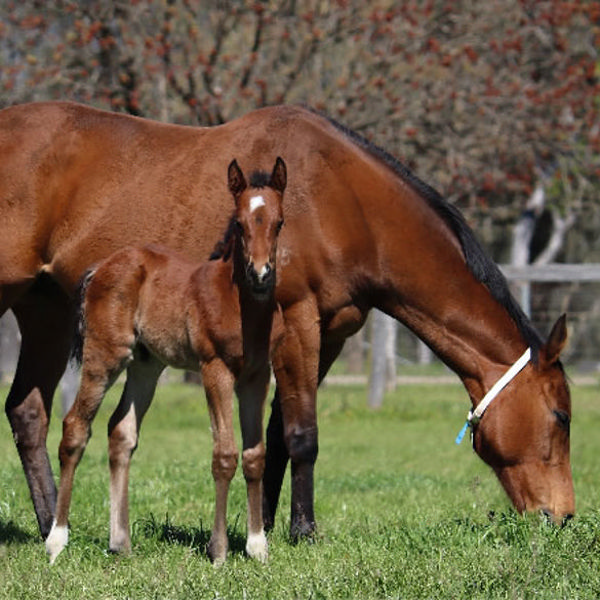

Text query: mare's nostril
(541, 509), (574, 527)
(561, 513), (574, 527)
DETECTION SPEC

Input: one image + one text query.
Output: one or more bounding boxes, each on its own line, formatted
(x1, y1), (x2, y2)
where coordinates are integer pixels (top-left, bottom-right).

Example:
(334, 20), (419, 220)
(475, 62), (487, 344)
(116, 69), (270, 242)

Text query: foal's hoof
(45, 521), (69, 565)
(246, 531), (268, 563)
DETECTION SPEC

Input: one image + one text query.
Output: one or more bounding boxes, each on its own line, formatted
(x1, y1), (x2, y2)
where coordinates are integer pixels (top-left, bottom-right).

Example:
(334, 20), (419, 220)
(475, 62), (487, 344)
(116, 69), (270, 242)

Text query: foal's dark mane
(210, 169), (272, 261)
(315, 109), (543, 357)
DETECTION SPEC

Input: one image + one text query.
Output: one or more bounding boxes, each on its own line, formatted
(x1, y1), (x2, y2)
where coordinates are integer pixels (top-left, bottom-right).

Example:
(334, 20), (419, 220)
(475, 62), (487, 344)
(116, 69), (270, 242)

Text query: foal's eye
(553, 410), (570, 434)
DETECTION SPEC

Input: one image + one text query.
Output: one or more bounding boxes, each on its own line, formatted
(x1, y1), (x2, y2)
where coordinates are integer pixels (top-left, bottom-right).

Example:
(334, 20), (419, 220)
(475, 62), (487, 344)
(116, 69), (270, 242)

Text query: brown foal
(45, 157), (286, 565)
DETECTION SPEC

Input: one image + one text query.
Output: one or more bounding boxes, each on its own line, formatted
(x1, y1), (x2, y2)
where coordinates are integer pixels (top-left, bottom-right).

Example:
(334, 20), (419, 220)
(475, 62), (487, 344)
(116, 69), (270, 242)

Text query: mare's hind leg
(202, 359), (238, 565)
(236, 365), (270, 562)
(108, 353), (164, 554)
(6, 279), (73, 538)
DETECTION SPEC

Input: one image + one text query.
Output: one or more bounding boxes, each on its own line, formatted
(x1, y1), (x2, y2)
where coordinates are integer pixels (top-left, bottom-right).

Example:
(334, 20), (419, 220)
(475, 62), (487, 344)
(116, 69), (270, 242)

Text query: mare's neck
(382, 273), (532, 406)
(354, 169), (538, 406)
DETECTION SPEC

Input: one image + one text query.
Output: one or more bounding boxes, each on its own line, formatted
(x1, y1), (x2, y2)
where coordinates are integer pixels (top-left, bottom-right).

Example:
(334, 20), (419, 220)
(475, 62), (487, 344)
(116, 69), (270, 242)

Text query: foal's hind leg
(6, 282), (73, 538)
(107, 354), (164, 554)
(46, 349), (124, 564)
(202, 359), (238, 565)
(236, 365), (270, 562)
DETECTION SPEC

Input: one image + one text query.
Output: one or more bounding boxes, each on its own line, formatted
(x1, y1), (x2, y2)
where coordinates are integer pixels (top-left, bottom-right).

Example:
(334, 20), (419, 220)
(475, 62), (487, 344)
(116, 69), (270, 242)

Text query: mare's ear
(540, 314), (568, 367)
(228, 159), (247, 198)
(270, 157), (287, 194)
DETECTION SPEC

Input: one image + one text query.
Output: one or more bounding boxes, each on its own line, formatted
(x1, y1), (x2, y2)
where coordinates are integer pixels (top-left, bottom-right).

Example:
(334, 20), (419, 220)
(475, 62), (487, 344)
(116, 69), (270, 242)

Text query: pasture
(1, 379), (599, 599)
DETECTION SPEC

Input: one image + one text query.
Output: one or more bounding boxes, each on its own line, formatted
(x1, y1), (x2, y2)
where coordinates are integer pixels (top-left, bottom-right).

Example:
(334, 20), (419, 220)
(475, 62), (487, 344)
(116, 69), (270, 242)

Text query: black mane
(316, 110), (543, 357)
(210, 213), (237, 261)
(248, 170), (271, 188)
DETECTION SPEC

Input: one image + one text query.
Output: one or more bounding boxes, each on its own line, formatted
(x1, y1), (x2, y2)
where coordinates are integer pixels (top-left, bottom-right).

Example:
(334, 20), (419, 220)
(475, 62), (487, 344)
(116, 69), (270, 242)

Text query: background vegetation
(1, 0), (599, 255)
(1, 1), (600, 376)
(1, 381), (599, 599)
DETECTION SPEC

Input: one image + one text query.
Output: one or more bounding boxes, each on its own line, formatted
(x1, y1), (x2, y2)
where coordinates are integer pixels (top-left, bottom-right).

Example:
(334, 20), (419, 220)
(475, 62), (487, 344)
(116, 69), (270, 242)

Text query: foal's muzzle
(247, 262), (275, 297)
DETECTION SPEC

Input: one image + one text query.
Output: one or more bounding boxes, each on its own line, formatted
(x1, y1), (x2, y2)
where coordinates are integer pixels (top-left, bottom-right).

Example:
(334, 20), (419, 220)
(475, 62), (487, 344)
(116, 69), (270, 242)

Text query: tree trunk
(60, 362), (80, 417)
(344, 329), (365, 374)
(368, 310), (397, 408)
(0, 311), (20, 383)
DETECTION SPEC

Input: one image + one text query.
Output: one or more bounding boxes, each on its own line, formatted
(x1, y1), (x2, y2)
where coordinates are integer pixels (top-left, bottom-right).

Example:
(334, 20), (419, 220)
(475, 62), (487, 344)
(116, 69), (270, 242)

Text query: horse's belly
(322, 304), (368, 342)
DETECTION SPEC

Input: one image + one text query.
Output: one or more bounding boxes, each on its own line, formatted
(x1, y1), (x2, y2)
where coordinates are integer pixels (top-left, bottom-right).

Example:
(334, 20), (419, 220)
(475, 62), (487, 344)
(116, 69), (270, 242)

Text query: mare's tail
(70, 269), (96, 366)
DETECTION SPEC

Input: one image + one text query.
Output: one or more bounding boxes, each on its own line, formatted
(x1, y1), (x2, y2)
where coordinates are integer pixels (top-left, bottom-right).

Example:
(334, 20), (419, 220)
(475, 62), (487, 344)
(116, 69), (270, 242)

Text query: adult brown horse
(45, 158), (286, 565)
(0, 101), (573, 543)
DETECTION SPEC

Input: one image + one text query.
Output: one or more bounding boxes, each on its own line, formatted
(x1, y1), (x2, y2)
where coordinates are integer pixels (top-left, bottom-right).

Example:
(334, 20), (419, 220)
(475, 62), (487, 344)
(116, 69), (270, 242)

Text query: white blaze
(250, 195), (265, 212)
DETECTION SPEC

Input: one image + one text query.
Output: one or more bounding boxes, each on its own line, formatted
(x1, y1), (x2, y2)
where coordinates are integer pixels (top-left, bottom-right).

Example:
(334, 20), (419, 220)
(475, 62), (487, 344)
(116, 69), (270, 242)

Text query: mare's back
(0, 101), (376, 295)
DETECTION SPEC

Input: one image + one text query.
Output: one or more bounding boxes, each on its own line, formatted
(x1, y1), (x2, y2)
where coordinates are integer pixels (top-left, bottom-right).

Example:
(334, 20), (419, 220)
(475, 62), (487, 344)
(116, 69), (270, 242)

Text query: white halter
(455, 347), (532, 444)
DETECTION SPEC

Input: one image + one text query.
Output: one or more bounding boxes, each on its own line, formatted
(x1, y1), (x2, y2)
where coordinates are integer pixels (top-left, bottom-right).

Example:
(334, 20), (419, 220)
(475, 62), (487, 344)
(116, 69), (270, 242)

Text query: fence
(1, 264), (600, 389)
(349, 264), (600, 404)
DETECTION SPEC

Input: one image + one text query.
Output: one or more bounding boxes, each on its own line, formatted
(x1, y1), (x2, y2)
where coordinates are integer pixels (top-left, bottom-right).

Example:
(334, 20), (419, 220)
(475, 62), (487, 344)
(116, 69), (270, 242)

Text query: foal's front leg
(202, 359), (238, 565)
(236, 365), (270, 562)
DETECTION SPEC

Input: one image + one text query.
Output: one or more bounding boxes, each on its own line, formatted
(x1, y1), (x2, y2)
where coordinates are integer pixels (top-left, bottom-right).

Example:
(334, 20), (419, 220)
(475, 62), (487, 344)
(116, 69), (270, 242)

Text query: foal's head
(227, 157), (286, 299)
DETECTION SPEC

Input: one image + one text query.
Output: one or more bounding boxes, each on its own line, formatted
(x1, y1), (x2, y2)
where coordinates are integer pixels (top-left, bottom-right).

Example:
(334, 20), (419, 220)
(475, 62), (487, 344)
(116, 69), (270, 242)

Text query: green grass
(1, 381), (599, 599)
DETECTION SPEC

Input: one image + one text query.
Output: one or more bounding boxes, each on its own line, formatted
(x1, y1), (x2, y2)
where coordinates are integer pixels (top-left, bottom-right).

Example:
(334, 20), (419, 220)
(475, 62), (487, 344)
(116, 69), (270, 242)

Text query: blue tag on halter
(455, 420), (470, 445)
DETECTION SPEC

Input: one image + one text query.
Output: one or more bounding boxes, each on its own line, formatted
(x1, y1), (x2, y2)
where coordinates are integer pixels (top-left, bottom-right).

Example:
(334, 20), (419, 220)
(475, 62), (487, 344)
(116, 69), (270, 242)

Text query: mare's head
(226, 157), (286, 299)
(472, 315), (574, 523)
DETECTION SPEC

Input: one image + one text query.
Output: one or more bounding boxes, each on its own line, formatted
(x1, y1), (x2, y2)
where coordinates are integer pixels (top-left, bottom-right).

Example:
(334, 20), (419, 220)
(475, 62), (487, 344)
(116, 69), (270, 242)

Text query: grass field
(0, 380), (599, 599)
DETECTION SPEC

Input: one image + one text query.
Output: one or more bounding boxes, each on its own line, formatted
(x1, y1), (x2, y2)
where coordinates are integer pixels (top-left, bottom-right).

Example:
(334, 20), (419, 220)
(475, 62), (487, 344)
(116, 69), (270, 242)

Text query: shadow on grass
(134, 512), (247, 558)
(0, 519), (36, 544)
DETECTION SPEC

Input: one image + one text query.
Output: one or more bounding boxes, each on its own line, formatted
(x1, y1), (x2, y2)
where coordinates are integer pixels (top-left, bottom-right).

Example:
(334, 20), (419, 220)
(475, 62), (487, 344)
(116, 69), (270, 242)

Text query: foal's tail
(70, 269), (96, 367)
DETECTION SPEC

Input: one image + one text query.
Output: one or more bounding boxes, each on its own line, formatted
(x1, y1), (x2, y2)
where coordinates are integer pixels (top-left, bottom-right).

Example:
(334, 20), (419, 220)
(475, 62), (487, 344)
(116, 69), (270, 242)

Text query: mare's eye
(276, 219), (284, 233)
(553, 410), (570, 434)
(234, 220), (244, 234)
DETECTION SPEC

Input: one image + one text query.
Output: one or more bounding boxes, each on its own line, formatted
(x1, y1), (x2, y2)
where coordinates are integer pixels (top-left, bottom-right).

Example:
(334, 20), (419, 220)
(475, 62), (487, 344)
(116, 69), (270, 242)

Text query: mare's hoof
(290, 516), (316, 544)
(207, 536), (227, 566)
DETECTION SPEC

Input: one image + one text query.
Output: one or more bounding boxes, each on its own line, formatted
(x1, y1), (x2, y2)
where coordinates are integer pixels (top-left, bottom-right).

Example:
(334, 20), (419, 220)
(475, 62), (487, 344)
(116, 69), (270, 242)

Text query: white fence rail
(501, 264), (600, 319)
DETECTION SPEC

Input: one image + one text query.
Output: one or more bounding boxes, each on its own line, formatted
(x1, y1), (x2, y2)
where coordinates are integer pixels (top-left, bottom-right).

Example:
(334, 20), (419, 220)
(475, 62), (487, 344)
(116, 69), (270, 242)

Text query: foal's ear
(270, 157), (287, 195)
(228, 159), (247, 197)
(540, 314), (568, 367)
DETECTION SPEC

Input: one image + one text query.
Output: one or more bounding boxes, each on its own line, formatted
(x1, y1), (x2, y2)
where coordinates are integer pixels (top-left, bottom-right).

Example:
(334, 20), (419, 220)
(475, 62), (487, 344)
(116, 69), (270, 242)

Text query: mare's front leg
(107, 354), (164, 554)
(236, 365), (271, 562)
(7, 285), (73, 539)
(267, 299), (321, 541)
(263, 335), (345, 535)
(202, 359), (238, 565)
